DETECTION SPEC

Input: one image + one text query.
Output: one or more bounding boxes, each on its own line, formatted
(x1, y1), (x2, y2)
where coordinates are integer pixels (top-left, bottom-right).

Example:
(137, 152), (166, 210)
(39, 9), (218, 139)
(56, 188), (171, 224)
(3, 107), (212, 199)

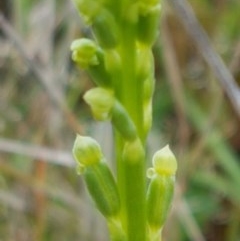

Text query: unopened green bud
(72, 135), (102, 167)
(88, 49), (112, 88)
(73, 135), (120, 218)
(123, 138), (145, 164)
(105, 50), (121, 76)
(152, 145), (177, 176)
(92, 9), (119, 49)
(71, 39), (98, 68)
(146, 145), (177, 231)
(136, 48), (154, 82)
(72, 0), (101, 23)
(83, 87), (115, 120)
(84, 160), (120, 217)
(112, 102), (137, 141)
(137, 4), (161, 46)
(71, 40), (112, 87)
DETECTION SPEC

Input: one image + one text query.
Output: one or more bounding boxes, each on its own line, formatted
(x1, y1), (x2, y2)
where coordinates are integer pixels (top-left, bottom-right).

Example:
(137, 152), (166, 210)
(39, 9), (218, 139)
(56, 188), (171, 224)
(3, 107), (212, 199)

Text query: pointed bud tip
(72, 135), (102, 166)
(152, 145), (177, 176)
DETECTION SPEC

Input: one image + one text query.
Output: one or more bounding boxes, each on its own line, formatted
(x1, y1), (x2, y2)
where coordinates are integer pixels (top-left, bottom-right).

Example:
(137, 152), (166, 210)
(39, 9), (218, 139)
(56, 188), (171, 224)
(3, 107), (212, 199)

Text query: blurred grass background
(0, 0), (240, 240)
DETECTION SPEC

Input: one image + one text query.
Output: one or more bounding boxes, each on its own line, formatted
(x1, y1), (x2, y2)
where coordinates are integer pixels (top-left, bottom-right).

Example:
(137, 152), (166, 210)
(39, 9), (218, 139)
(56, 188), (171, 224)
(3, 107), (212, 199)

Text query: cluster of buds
(73, 135), (177, 240)
(70, 0), (161, 139)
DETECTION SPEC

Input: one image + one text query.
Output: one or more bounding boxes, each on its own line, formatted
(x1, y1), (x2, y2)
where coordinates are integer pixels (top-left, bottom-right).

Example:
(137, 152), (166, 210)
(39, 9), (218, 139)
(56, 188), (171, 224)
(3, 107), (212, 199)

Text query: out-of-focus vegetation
(0, 0), (240, 240)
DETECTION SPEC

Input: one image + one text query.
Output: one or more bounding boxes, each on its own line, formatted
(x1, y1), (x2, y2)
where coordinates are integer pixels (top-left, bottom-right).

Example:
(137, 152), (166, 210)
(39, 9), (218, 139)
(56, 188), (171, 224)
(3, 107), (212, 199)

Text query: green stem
(115, 18), (146, 241)
(120, 27), (143, 140)
(123, 156), (146, 241)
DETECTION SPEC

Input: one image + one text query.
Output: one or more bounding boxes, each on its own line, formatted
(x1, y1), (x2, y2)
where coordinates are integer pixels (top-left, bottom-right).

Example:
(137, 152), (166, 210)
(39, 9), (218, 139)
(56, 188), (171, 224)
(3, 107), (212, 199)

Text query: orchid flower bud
(83, 87), (115, 121)
(72, 135), (102, 168)
(146, 145), (177, 232)
(104, 50), (121, 77)
(137, 4), (161, 46)
(71, 39), (98, 68)
(71, 39), (112, 87)
(112, 102), (137, 141)
(72, 135), (120, 218)
(152, 145), (177, 176)
(92, 9), (119, 49)
(123, 138), (145, 164)
(72, 0), (102, 23)
(136, 48), (154, 82)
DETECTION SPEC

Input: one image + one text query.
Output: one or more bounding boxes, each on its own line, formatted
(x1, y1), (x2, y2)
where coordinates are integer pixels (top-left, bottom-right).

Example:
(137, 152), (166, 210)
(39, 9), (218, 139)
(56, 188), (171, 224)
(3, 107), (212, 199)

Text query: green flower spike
(146, 145), (177, 240)
(83, 87), (115, 121)
(70, 0), (177, 239)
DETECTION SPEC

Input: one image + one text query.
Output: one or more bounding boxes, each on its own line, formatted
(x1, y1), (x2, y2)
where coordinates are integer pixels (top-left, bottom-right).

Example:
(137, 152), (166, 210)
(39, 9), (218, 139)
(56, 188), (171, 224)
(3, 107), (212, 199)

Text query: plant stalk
(115, 19), (146, 241)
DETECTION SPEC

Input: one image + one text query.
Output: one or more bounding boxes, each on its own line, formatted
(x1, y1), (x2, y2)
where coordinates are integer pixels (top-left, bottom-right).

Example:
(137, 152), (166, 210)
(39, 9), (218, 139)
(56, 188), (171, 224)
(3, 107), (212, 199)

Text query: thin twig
(0, 137), (75, 167)
(0, 13), (82, 133)
(168, 0), (240, 118)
